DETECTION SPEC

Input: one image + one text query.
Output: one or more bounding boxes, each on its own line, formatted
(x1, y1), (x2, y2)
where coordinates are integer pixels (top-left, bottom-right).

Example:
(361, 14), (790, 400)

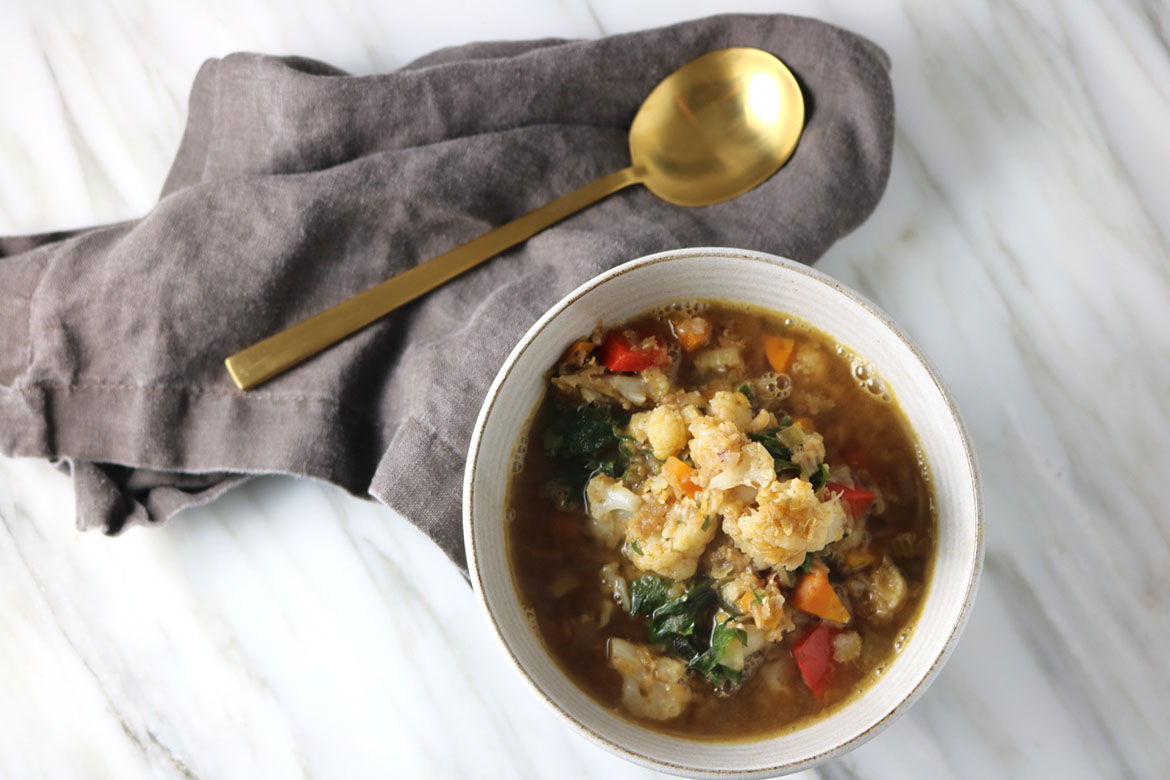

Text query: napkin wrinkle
(70, 461), (250, 534)
(402, 39), (573, 71)
(0, 14), (895, 571)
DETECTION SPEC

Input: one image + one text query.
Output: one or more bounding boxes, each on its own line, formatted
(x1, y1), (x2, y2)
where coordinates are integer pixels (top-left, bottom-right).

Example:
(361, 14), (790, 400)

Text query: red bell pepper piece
(792, 623), (839, 699)
(825, 482), (876, 518)
(599, 329), (668, 373)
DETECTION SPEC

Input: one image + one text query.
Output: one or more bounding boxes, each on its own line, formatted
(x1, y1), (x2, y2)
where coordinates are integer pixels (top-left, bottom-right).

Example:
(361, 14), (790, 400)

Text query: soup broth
(507, 301), (934, 739)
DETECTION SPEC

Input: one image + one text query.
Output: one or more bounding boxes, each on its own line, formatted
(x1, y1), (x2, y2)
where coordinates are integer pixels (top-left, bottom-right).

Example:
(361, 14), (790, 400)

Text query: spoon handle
(224, 166), (641, 390)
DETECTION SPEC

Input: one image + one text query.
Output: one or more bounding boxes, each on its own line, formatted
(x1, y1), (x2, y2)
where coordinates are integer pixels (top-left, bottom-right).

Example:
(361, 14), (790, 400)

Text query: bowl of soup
(464, 247), (982, 777)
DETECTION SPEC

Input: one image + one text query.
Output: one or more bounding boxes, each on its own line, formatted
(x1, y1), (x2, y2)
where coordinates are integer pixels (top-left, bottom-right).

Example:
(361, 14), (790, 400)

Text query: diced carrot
(792, 416), (815, 432)
(561, 340), (595, 366)
(673, 316), (712, 352)
(764, 336), (796, 373)
(663, 456), (700, 498)
(791, 562), (851, 624)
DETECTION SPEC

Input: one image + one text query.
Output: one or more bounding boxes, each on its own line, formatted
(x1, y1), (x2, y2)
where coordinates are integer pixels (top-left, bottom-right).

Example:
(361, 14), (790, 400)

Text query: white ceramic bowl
(464, 247), (982, 778)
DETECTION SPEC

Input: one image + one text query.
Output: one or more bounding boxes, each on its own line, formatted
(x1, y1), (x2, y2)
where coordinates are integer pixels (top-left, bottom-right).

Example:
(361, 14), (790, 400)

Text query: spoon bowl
(225, 48), (806, 390)
(631, 47), (804, 206)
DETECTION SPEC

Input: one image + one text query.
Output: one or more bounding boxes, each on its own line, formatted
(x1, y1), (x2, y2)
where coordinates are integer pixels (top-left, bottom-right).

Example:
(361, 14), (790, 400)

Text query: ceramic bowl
(463, 247), (982, 778)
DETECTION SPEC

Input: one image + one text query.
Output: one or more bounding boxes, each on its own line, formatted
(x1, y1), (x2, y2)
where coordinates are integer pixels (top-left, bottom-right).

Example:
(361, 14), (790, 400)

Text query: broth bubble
(523, 607), (538, 633)
(510, 437), (527, 473)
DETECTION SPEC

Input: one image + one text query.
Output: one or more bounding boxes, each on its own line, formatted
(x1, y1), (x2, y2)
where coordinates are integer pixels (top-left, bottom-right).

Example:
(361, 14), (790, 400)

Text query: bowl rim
(463, 246), (984, 778)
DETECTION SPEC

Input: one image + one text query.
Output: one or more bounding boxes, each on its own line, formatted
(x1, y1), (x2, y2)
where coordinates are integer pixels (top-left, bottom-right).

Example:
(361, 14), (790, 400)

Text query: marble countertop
(2, 1), (1168, 778)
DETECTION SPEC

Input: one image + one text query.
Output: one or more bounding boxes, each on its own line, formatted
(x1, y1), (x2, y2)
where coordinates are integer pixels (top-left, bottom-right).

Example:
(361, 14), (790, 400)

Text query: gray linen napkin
(0, 14), (893, 571)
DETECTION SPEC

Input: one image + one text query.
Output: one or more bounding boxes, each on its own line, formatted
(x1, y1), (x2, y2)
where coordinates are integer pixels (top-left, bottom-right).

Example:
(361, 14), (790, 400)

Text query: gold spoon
(225, 47), (805, 390)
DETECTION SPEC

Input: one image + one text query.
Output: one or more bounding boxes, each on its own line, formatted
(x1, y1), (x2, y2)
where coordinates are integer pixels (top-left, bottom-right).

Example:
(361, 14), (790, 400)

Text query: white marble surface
(2, 0), (1168, 778)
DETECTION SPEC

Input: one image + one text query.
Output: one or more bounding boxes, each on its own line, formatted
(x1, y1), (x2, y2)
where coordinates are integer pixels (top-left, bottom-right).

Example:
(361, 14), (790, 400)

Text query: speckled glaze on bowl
(463, 247), (982, 778)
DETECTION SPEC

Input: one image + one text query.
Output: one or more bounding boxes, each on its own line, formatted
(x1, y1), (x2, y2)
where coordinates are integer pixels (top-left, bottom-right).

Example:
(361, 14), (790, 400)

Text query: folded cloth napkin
(0, 14), (893, 571)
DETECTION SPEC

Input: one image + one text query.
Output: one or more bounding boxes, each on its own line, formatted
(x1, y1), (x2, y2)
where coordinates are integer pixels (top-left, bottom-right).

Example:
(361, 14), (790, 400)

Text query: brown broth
(507, 301), (935, 740)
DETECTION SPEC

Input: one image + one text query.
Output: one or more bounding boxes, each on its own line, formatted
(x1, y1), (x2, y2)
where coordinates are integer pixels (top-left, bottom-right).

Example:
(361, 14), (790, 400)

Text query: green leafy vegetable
(688, 618), (748, 687)
(810, 463), (830, 490)
(750, 427), (802, 476)
(750, 433), (791, 461)
(543, 404), (623, 458)
(628, 539), (644, 556)
(749, 418), (796, 460)
(628, 577), (747, 689)
(750, 421), (832, 486)
(542, 403), (631, 502)
(630, 574), (671, 615)
(645, 580), (718, 643)
(594, 458), (621, 478)
(736, 382), (754, 403)
(798, 554), (814, 574)
(772, 458), (801, 474)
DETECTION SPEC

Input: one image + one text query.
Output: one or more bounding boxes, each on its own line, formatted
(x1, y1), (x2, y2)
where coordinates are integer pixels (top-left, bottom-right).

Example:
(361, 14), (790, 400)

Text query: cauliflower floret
(585, 475), (642, 548)
(639, 473), (673, 504)
(598, 561), (630, 627)
(692, 346), (745, 376)
(702, 537), (754, 579)
(791, 430), (826, 475)
(708, 390), (754, 430)
(684, 412), (777, 510)
(551, 364), (650, 409)
(624, 498), (717, 580)
(628, 405), (689, 460)
(609, 639), (692, 721)
(707, 441), (775, 493)
(851, 557), (907, 623)
(720, 570), (795, 641)
(642, 367), (673, 403)
(790, 344), (828, 379)
(687, 415), (749, 475)
(833, 631), (863, 663)
(723, 478), (848, 571)
(747, 409), (778, 433)
(599, 561), (629, 610)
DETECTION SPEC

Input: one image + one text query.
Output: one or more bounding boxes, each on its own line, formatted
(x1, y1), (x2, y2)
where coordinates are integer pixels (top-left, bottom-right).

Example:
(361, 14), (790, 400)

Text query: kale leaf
(629, 576), (746, 689)
(750, 427), (800, 476)
(751, 420), (833, 485)
(688, 618), (748, 687)
(749, 419), (796, 463)
(543, 404), (623, 458)
(645, 580), (719, 643)
(542, 402), (631, 503)
(630, 574), (671, 615)
(810, 462), (830, 490)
